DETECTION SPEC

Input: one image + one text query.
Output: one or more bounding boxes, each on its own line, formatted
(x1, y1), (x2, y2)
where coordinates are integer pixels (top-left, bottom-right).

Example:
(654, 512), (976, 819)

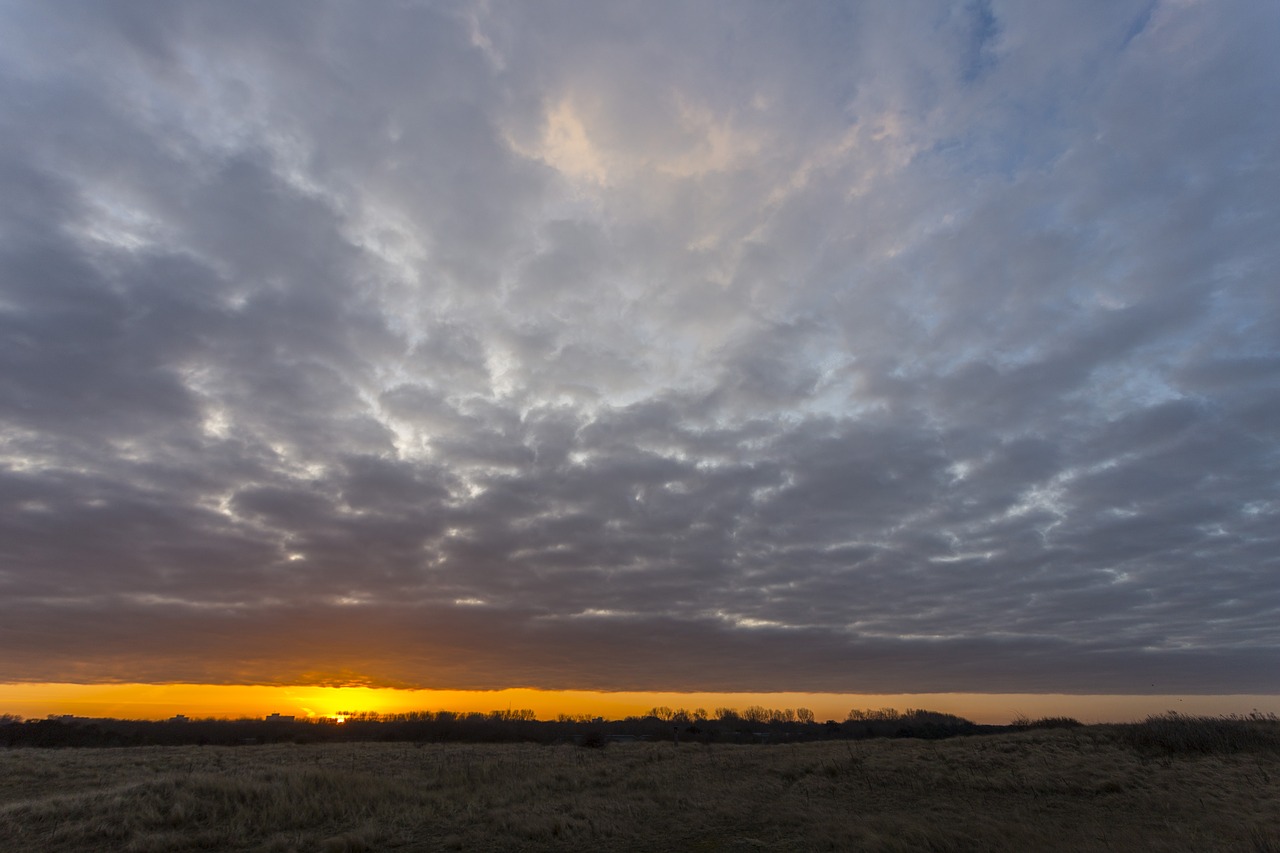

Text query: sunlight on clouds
(766, 110), (918, 207)
(128, 593), (250, 611)
(510, 92), (762, 189)
(655, 93), (762, 178)
(520, 98), (610, 186)
(71, 192), (168, 253)
(201, 406), (232, 440)
(344, 202), (430, 311)
(579, 608), (628, 618)
(714, 610), (791, 630)
(929, 551), (996, 563)
(461, 0), (505, 72)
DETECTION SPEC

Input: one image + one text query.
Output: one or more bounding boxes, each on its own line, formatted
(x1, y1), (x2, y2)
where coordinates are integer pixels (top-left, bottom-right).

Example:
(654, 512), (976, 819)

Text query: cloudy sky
(1, 0), (1277, 703)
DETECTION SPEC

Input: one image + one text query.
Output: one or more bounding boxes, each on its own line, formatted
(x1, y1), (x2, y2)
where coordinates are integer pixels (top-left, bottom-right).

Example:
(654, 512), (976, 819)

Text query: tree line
(0, 707), (1012, 748)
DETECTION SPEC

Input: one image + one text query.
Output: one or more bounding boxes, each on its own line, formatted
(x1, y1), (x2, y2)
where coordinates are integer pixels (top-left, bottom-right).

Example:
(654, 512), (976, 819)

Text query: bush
(577, 731), (607, 749)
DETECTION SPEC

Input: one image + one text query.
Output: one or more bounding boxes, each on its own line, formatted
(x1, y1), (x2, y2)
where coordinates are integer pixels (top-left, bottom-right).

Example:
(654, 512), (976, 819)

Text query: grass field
(2, 721), (1278, 851)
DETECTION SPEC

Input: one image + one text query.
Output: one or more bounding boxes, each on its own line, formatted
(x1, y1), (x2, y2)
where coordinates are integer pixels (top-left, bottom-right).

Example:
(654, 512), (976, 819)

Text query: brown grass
(2, 727), (1278, 851)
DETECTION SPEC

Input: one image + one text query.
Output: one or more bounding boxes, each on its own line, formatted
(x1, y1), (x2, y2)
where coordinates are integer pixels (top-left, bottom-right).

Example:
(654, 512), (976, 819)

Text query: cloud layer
(2, 0), (1277, 694)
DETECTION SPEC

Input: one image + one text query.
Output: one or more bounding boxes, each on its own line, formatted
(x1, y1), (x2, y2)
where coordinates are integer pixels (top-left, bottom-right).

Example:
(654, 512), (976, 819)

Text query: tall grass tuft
(1019, 716), (1083, 729)
(1117, 712), (1280, 755)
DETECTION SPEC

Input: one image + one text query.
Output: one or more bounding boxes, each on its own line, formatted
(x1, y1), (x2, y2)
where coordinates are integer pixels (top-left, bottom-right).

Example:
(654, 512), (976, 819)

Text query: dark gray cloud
(1, 0), (1277, 695)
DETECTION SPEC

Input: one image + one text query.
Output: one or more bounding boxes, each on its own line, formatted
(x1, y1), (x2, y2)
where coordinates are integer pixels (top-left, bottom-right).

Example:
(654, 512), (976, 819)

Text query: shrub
(577, 731), (607, 749)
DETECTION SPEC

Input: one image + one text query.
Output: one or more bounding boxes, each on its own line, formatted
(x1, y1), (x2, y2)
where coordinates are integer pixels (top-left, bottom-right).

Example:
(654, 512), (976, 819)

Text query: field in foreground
(1, 724), (1278, 852)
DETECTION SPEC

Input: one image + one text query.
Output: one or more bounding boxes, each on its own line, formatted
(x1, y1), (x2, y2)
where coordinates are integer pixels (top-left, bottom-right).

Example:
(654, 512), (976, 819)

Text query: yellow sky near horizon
(2, 683), (1276, 725)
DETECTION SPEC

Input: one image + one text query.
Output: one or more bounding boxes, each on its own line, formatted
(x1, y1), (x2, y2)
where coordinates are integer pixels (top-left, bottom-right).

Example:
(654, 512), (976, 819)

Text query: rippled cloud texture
(1, 1), (1277, 695)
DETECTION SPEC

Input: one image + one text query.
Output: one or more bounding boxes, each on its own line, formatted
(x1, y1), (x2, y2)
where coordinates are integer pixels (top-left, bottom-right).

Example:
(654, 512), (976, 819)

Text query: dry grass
(2, 727), (1278, 851)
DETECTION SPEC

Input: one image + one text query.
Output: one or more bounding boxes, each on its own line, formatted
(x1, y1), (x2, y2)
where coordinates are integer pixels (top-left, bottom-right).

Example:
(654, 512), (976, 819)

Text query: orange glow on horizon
(1, 682), (1277, 725)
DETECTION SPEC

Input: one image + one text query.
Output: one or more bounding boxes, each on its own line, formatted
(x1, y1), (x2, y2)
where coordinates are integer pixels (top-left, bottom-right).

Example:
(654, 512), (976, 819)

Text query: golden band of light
(2, 683), (1276, 725)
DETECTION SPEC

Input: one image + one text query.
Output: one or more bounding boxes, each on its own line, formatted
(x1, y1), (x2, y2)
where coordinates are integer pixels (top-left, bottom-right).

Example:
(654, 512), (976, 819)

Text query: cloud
(1, 0), (1277, 695)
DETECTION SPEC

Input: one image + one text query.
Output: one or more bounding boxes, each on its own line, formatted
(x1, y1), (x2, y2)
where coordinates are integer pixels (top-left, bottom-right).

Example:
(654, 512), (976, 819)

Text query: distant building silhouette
(264, 713), (294, 723)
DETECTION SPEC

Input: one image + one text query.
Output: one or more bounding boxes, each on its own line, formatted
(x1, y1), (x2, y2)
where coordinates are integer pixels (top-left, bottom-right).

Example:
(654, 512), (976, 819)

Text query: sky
(1, 1), (1277, 721)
